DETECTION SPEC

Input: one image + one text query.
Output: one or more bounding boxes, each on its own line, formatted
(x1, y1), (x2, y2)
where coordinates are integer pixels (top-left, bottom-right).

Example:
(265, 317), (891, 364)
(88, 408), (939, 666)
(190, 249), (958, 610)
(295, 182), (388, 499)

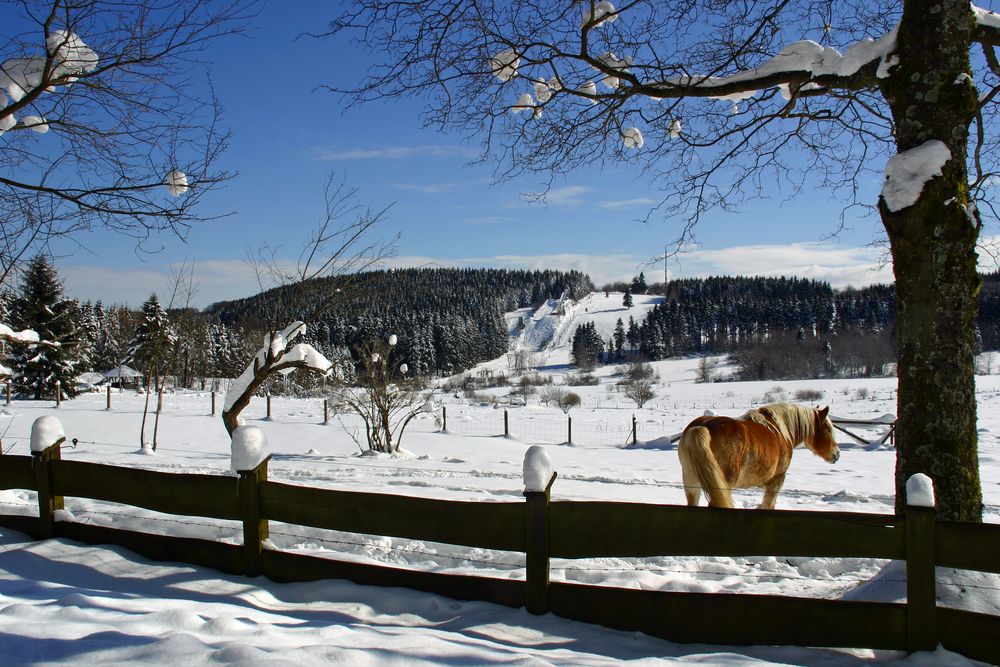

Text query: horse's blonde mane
(745, 402), (816, 445)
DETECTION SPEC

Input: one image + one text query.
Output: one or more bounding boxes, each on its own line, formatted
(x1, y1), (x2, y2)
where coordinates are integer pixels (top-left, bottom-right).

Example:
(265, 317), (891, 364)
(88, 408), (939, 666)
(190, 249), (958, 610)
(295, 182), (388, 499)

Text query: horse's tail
(678, 425), (733, 508)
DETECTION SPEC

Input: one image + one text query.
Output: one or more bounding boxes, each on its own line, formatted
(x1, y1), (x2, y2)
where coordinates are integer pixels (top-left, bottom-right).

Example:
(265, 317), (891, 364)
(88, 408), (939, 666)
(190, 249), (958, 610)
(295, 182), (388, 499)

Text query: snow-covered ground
(1, 295), (999, 665)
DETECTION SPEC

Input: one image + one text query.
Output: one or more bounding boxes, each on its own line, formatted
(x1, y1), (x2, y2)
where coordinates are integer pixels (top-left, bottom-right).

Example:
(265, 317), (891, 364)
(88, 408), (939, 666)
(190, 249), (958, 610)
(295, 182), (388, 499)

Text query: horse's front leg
(758, 473), (786, 510)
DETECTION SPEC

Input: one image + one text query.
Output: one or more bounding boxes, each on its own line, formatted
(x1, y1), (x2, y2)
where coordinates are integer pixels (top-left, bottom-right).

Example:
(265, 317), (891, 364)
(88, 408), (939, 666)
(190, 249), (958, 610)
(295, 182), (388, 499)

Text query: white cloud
(392, 178), (491, 194)
(384, 243), (896, 290)
(461, 216), (516, 226)
(598, 198), (657, 209)
(314, 145), (478, 161)
(520, 185), (589, 207)
(65, 238), (996, 309)
(393, 182), (462, 194)
(60, 260), (266, 308)
(679, 242), (894, 288)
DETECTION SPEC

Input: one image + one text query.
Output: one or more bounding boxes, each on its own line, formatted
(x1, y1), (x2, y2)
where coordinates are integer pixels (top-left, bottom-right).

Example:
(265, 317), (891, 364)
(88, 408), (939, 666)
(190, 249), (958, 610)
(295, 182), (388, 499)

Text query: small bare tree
(222, 175), (394, 436)
(335, 336), (428, 454)
(558, 390), (582, 413)
(621, 362), (656, 409)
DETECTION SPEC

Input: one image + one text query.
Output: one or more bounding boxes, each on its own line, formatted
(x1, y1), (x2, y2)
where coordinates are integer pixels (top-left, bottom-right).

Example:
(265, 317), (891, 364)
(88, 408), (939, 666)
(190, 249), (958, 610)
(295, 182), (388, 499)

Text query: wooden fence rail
(1, 440), (998, 663)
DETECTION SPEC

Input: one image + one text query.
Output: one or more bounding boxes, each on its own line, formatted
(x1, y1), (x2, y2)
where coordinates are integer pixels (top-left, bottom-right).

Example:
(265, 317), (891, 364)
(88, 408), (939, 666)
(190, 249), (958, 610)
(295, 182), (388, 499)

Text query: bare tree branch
(0, 0), (259, 285)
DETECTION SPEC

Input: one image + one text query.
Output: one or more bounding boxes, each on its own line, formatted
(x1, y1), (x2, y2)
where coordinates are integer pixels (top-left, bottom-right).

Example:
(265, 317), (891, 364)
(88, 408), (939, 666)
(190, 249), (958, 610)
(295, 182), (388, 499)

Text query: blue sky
(49, 1), (913, 307)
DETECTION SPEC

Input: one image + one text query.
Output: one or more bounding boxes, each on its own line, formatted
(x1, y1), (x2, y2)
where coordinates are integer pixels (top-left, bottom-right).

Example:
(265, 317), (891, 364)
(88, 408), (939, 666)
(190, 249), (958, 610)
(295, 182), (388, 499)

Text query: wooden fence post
(632, 414), (637, 446)
(266, 394), (272, 420)
(32, 438), (65, 539)
(6, 381), (11, 405)
(106, 384), (112, 410)
(323, 398), (329, 425)
(238, 455), (270, 577)
(211, 390), (216, 416)
(442, 406), (447, 432)
(54, 381), (61, 408)
(504, 409), (509, 437)
(524, 471), (556, 614)
(905, 474), (937, 653)
(567, 415), (572, 444)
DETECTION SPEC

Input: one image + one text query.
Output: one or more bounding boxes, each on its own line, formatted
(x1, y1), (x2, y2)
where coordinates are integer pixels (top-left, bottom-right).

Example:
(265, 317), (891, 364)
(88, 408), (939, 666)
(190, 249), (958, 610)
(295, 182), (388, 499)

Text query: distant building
(102, 365), (143, 388)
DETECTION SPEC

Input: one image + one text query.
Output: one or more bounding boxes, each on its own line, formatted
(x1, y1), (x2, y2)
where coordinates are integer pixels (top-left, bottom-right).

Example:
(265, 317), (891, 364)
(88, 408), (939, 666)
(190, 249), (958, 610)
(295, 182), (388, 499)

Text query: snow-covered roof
(77, 372), (106, 385)
(102, 365), (143, 379)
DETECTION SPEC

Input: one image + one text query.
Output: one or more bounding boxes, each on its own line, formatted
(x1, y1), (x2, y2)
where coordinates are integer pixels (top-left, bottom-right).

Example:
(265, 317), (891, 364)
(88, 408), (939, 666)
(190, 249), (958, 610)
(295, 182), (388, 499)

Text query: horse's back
(682, 413), (789, 485)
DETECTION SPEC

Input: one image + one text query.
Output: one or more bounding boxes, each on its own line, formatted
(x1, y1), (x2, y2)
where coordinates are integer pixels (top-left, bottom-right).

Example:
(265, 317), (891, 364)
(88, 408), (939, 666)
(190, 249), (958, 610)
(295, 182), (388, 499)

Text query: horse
(678, 402), (839, 509)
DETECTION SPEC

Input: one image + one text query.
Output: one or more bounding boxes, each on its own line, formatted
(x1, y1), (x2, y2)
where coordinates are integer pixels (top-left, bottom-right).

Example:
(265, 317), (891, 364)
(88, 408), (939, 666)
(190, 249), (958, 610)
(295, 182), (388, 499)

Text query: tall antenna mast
(663, 244), (668, 301)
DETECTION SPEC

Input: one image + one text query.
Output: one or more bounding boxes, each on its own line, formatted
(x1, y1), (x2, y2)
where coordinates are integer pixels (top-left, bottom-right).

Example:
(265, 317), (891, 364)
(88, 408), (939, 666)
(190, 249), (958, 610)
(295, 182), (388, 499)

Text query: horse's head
(807, 406), (839, 463)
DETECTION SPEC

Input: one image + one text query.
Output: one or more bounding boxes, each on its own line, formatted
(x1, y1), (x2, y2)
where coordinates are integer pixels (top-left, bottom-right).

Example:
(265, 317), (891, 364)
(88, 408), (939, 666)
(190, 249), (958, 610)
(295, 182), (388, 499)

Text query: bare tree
(221, 175), (395, 436)
(0, 0), (258, 285)
(325, 0), (1000, 520)
(334, 336), (429, 454)
(621, 361), (656, 408)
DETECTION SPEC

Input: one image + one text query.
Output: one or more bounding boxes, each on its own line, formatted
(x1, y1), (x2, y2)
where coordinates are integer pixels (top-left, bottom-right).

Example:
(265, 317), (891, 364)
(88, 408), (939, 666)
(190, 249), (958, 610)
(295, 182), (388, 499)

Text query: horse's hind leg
(759, 473), (786, 510)
(680, 452), (702, 506)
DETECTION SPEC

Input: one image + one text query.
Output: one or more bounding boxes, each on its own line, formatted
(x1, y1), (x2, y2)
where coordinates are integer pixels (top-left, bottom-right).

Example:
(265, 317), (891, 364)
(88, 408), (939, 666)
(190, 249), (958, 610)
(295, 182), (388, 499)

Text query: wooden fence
(1, 440), (998, 663)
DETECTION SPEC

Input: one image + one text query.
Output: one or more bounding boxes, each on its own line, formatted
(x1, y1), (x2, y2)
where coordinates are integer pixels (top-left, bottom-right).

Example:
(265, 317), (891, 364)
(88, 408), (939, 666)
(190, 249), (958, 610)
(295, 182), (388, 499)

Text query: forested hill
(206, 267), (594, 375)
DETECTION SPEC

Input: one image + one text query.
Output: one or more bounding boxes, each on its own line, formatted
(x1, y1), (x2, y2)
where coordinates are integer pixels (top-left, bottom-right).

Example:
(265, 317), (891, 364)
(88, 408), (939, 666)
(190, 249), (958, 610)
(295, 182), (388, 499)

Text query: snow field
(1, 310), (1000, 664)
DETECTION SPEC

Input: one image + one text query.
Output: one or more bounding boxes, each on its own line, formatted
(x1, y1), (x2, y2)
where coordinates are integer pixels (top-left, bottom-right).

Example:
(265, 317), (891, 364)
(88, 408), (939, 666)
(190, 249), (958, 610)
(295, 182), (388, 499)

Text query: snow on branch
(222, 321), (333, 436)
(0, 323), (40, 345)
(645, 29), (898, 102)
(880, 141), (952, 213)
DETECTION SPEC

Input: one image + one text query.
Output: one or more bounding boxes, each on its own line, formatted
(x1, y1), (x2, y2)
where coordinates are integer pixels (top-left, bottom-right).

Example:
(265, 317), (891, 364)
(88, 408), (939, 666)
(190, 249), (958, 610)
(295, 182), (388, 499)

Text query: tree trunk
(881, 0), (982, 521)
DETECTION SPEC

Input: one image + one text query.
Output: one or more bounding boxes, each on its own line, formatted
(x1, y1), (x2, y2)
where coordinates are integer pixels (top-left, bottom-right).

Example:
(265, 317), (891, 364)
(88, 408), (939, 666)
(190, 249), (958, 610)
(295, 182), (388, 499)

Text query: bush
(761, 385), (787, 403)
(559, 391), (582, 412)
(568, 372), (599, 386)
(793, 388), (825, 401)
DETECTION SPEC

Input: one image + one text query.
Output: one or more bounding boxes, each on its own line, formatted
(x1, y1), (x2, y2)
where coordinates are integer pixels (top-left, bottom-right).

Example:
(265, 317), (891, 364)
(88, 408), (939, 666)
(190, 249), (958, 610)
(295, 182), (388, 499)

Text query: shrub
(793, 388), (825, 402)
(569, 372), (599, 386)
(559, 391), (582, 412)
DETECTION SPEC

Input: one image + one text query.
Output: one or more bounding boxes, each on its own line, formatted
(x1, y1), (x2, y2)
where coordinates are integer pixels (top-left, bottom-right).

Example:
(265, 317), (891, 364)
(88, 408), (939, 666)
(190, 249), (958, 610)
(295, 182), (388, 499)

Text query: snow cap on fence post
(231, 425), (269, 472)
(523, 445), (554, 492)
(906, 473), (935, 508)
(30, 415), (64, 453)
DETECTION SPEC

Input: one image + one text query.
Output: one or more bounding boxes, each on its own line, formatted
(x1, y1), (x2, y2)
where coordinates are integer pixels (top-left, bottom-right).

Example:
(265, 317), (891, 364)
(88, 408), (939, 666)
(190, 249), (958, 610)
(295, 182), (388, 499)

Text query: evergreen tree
(613, 318), (625, 360)
(623, 288), (633, 308)
(571, 322), (604, 370)
(626, 316), (639, 351)
(127, 294), (176, 388)
(646, 324), (665, 361)
(631, 272), (648, 294)
(9, 255), (83, 399)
